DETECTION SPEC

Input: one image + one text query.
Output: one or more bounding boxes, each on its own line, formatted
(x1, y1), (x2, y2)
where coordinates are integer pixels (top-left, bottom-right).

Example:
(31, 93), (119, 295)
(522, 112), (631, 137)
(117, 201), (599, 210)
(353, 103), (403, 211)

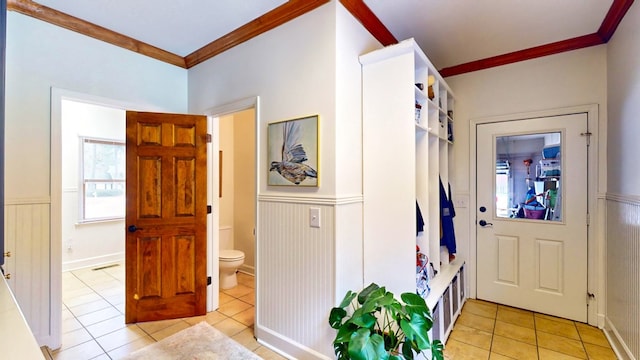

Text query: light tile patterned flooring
(55, 263), (285, 359)
(57, 263), (617, 360)
(444, 298), (618, 360)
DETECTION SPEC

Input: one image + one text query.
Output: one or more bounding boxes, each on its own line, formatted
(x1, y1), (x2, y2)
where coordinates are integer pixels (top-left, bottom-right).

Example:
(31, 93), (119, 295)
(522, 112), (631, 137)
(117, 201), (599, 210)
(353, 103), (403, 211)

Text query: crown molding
(7, 0), (186, 68)
(185, 0), (330, 68)
(339, 0), (397, 46)
(598, 0), (635, 42)
(7, 0), (635, 74)
(342, 0), (634, 78)
(439, 33), (604, 77)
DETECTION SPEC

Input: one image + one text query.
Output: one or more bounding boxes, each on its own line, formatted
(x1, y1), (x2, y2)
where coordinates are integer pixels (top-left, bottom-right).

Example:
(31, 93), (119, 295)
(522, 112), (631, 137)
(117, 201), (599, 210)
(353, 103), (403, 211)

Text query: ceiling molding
(6, 0), (635, 75)
(439, 34), (604, 78)
(7, 0), (186, 68)
(344, 0), (634, 78)
(185, 0), (330, 68)
(339, 0), (397, 46)
(598, 0), (635, 42)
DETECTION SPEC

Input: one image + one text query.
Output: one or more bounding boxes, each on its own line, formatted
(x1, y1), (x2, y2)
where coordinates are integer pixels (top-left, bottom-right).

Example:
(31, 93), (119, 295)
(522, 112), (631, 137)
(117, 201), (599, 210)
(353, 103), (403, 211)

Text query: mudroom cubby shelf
(361, 38), (462, 345)
(428, 260), (466, 342)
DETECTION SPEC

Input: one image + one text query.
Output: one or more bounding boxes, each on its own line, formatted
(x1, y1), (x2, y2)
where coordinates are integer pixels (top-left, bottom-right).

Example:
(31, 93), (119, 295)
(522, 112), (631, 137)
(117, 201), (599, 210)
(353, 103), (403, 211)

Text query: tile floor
(56, 263), (617, 360)
(444, 298), (618, 360)
(54, 263), (285, 359)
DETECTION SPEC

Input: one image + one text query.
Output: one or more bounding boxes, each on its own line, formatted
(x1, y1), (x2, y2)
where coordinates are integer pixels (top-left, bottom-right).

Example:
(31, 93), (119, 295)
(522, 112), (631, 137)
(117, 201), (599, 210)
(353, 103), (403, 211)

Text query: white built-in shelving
(360, 38), (464, 345)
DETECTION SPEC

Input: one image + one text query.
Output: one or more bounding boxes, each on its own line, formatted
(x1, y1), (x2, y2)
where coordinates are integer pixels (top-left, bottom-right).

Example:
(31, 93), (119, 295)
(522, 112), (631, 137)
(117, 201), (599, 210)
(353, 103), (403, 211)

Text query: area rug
(123, 321), (262, 359)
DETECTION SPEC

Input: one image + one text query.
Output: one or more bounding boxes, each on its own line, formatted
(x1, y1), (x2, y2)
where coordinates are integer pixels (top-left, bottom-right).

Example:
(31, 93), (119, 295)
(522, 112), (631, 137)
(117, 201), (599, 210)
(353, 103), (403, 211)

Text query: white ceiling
(33, 0), (614, 70)
(363, 0), (614, 69)
(34, 0), (288, 57)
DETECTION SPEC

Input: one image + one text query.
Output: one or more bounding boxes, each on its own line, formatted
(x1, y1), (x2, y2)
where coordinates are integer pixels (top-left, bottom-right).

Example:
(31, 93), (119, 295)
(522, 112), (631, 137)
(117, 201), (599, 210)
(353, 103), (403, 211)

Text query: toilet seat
(219, 249), (244, 261)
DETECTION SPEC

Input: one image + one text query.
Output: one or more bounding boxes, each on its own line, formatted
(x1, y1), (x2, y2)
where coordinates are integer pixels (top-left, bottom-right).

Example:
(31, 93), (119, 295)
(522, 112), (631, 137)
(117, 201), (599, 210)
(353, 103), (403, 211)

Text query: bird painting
(269, 118), (317, 186)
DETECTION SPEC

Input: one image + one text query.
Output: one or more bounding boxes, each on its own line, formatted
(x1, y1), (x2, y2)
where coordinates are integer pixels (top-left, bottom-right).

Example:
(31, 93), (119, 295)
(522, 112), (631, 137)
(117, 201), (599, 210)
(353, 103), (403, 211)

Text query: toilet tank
(219, 226), (233, 250)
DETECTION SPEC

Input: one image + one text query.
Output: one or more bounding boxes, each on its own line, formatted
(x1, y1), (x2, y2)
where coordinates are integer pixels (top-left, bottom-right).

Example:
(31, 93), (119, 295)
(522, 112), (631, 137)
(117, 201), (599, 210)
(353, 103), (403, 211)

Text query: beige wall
(233, 109), (256, 272)
(218, 109), (256, 272)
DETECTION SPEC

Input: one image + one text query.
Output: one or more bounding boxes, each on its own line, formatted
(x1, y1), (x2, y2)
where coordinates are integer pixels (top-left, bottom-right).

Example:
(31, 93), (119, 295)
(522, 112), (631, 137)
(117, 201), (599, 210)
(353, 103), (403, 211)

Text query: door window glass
(80, 137), (126, 221)
(495, 132), (561, 221)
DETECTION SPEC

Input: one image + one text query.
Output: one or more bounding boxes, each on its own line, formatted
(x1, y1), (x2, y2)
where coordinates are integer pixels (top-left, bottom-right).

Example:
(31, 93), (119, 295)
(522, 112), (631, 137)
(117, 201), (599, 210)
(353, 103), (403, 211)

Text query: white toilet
(219, 227), (245, 289)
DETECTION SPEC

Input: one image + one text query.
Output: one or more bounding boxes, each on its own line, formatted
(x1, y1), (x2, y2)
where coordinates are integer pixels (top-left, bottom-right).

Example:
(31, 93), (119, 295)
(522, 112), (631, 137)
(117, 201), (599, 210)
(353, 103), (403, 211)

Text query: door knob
(128, 225), (142, 233)
(479, 220), (493, 227)
(3, 251), (10, 258)
(4, 273), (10, 280)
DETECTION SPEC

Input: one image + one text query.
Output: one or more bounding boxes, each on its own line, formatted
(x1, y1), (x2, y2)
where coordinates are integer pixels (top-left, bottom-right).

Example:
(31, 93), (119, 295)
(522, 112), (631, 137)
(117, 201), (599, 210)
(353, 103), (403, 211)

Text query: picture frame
(268, 115), (319, 187)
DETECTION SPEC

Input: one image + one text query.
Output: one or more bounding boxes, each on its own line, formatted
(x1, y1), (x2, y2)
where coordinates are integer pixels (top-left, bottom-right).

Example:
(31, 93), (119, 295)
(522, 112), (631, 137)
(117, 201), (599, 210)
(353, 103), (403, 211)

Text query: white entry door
(476, 113), (588, 322)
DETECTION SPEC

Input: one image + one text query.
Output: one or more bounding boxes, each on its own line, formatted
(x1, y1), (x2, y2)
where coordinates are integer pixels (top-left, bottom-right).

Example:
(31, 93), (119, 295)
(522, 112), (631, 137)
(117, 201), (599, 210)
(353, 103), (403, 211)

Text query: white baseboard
(605, 317), (636, 360)
(255, 325), (332, 360)
(62, 253), (124, 272)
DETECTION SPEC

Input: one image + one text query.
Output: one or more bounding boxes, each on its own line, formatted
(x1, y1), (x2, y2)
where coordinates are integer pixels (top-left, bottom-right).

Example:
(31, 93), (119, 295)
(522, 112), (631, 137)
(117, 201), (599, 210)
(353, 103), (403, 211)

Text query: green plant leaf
(365, 287), (386, 303)
(360, 287), (390, 313)
(357, 283), (381, 305)
(400, 313), (431, 350)
(333, 342), (350, 360)
(351, 311), (377, 329)
(431, 340), (444, 360)
(348, 328), (389, 360)
(400, 292), (429, 317)
(329, 307), (348, 329)
(334, 321), (359, 343)
(339, 290), (358, 308)
(401, 340), (415, 360)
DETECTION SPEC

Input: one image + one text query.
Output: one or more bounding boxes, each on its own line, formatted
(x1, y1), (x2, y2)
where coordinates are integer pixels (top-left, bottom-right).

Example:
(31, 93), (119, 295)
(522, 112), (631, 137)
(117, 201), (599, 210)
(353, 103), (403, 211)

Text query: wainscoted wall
(255, 195), (362, 359)
(3, 199), (52, 344)
(606, 194), (640, 360)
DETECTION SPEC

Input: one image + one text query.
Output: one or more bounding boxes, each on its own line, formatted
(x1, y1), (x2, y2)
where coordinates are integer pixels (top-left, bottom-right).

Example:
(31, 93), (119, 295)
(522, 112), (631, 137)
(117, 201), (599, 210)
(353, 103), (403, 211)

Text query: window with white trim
(80, 137), (125, 222)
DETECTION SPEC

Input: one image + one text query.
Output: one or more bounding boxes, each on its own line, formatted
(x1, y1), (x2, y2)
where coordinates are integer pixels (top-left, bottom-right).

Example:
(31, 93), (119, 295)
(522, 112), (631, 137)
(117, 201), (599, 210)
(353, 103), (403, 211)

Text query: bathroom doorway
(218, 109), (257, 277)
(209, 104), (258, 350)
(205, 97), (258, 313)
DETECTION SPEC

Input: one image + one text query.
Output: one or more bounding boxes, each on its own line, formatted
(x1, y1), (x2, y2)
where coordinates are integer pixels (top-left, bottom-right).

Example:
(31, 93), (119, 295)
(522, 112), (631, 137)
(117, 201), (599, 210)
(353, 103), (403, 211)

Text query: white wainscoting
(254, 194), (362, 360)
(606, 194), (640, 360)
(4, 199), (52, 345)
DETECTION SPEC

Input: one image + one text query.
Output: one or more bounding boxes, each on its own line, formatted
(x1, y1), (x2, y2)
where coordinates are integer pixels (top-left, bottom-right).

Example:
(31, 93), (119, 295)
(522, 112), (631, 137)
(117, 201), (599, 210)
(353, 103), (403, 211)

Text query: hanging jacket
(416, 201), (425, 235)
(440, 177), (456, 254)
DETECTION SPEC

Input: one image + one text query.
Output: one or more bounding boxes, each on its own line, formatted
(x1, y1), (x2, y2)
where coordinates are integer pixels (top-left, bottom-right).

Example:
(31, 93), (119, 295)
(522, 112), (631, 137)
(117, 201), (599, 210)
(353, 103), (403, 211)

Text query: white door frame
(50, 88), (166, 349)
(469, 104), (605, 327)
(201, 96), (260, 312)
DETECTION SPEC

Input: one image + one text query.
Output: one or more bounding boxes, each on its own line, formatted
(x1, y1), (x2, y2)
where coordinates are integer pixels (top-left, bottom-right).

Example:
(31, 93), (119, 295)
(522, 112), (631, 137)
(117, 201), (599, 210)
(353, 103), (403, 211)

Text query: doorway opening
(204, 97), (258, 315)
(56, 96), (128, 355)
(52, 92), (261, 356)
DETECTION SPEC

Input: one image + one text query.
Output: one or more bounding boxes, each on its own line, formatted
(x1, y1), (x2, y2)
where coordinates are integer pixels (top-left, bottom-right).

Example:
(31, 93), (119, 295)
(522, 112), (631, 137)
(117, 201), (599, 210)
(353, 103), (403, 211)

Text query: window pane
(83, 140), (125, 180)
(84, 181), (125, 219)
(81, 138), (126, 221)
(495, 132), (561, 222)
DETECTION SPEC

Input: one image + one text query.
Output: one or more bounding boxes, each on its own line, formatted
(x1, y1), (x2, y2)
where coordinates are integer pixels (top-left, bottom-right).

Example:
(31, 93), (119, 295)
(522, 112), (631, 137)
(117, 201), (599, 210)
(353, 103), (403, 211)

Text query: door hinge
(580, 131), (592, 146)
(207, 205), (212, 214)
(207, 276), (212, 286)
(587, 292), (595, 302)
(586, 213), (590, 226)
(205, 133), (212, 143)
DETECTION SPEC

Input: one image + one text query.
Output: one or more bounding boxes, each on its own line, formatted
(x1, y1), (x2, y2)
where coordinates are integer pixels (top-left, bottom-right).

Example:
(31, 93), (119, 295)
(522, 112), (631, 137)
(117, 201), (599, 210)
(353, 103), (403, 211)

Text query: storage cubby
(431, 302), (441, 341)
(360, 38), (465, 346)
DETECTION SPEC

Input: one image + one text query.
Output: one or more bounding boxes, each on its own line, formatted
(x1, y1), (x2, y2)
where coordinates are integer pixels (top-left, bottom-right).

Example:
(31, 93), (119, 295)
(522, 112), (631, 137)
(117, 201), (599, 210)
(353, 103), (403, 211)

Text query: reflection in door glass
(495, 132), (561, 221)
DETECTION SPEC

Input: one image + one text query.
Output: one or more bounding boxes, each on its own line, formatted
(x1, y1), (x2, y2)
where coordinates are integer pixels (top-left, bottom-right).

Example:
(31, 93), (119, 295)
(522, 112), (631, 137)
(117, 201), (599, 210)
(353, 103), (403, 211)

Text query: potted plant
(329, 283), (444, 360)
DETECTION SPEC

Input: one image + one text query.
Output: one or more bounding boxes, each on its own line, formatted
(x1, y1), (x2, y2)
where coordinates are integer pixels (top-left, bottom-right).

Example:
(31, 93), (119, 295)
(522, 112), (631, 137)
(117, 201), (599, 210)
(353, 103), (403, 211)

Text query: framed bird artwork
(267, 115), (319, 187)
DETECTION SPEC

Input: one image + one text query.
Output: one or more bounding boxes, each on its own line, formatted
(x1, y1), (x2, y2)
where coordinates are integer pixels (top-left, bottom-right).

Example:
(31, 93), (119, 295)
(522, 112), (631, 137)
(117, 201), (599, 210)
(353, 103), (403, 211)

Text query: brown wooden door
(125, 111), (208, 323)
